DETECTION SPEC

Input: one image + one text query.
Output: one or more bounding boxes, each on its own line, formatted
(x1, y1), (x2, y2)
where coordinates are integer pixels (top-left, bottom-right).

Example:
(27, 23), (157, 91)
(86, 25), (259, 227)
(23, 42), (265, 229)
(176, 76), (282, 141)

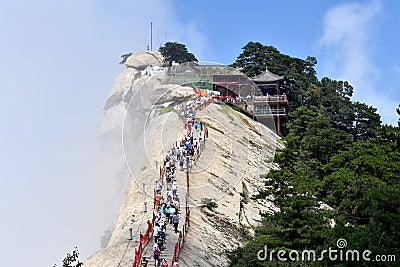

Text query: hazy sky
(0, 0), (398, 266)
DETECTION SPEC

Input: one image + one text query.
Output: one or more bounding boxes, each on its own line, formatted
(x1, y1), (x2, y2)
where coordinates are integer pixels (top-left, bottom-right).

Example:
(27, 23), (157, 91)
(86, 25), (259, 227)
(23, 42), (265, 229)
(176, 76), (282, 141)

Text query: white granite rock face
(85, 52), (281, 266)
(125, 51), (164, 70)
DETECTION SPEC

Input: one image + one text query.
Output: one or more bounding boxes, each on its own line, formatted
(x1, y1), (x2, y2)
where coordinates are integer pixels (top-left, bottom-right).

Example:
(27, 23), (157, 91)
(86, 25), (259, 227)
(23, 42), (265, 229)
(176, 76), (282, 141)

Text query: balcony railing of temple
(248, 94), (288, 103)
(254, 107), (286, 115)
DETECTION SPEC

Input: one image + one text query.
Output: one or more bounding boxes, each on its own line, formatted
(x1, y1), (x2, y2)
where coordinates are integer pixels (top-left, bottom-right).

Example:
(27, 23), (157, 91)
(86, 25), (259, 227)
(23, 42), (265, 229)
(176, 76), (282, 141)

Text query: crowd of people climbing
(150, 97), (209, 267)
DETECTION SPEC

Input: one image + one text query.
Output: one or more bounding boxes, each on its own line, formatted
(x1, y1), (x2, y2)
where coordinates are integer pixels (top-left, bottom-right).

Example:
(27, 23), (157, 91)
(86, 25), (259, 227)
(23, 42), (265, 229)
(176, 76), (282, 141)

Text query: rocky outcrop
(85, 52), (281, 266)
(125, 51), (164, 70)
(178, 103), (281, 266)
(85, 51), (196, 266)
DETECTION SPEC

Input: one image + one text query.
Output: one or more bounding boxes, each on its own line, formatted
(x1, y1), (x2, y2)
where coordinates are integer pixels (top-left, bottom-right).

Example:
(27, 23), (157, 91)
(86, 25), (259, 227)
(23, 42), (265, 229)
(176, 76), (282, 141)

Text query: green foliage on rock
(119, 52), (133, 65)
(230, 41), (400, 266)
(232, 41), (318, 112)
(159, 41), (197, 67)
(201, 198), (218, 212)
(160, 106), (174, 114)
(53, 247), (83, 267)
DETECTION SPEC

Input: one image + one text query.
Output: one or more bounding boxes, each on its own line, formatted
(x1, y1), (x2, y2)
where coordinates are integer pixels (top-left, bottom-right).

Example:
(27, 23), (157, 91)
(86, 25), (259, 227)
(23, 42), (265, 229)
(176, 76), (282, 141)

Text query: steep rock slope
(85, 52), (282, 266)
(178, 103), (281, 266)
(85, 51), (196, 266)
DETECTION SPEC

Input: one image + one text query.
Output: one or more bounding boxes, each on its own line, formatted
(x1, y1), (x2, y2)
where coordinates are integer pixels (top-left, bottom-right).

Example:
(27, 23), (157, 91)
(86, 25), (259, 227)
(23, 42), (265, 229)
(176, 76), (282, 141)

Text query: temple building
(250, 68), (288, 133)
(212, 68), (288, 133)
(162, 63), (289, 133)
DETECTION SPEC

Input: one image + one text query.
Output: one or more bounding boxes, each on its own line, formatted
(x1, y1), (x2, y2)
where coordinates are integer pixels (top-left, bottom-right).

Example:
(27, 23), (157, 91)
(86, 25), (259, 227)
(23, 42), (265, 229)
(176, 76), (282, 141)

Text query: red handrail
(132, 219), (153, 267)
(134, 98), (208, 266)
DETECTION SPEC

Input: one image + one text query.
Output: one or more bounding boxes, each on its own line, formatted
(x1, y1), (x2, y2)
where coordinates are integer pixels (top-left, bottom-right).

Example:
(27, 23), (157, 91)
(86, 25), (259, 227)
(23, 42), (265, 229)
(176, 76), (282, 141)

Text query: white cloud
(394, 65), (400, 74)
(319, 0), (381, 82)
(0, 1), (208, 266)
(153, 13), (210, 60)
(179, 21), (210, 60)
(318, 0), (398, 125)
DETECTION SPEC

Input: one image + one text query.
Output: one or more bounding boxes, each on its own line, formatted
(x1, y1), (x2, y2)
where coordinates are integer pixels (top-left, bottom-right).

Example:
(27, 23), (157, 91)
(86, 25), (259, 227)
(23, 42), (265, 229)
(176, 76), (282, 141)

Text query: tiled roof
(252, 68), (284, 82)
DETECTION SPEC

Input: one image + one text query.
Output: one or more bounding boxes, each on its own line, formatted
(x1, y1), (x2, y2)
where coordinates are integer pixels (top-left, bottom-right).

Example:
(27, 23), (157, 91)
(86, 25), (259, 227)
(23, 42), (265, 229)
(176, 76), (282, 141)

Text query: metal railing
(254, 107), (286, 115)
(249, 95), (288, 102)
(136, 97), (210, 266)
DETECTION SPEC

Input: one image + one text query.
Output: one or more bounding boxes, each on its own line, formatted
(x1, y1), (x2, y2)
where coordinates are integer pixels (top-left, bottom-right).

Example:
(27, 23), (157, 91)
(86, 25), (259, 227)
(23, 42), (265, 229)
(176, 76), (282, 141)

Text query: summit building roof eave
(252, 68), (284, 82)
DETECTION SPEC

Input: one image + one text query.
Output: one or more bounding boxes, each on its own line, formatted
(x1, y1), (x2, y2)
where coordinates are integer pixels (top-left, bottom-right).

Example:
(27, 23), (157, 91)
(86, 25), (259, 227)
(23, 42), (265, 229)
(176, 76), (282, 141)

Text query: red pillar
(277, 116), (281, 133)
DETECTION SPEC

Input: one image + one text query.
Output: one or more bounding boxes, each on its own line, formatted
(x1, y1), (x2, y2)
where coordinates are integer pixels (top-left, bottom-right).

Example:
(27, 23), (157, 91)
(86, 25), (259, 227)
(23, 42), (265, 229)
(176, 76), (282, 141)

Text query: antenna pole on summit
(150, 22), (153, 51)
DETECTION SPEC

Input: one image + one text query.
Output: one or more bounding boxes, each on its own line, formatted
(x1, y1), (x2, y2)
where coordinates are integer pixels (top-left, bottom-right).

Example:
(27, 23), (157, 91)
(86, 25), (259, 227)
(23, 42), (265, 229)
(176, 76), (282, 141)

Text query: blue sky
(0, 0), (398, 266)
(172, 0), (400, 125)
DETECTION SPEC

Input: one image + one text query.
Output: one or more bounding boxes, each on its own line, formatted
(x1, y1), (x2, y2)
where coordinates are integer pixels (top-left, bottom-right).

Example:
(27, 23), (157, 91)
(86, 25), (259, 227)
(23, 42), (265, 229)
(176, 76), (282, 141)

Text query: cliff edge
(84, 52), (281, 266)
